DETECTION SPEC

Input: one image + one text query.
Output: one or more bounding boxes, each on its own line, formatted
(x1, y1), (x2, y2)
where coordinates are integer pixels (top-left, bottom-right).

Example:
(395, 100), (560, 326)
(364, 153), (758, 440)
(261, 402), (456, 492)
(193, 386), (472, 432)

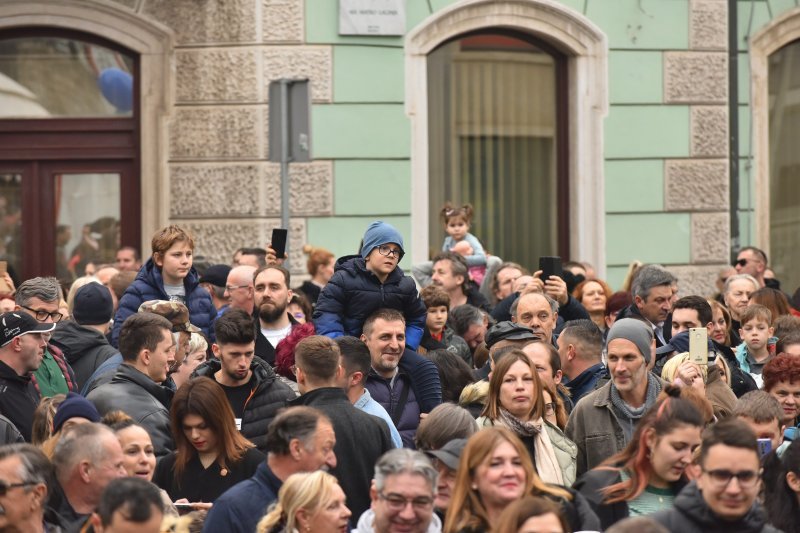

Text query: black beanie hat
(73, 282), (114, 326)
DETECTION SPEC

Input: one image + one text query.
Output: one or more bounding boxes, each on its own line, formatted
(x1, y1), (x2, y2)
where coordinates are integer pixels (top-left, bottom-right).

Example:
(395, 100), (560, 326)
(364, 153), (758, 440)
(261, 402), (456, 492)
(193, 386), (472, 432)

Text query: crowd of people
(0, 214), (798, 533)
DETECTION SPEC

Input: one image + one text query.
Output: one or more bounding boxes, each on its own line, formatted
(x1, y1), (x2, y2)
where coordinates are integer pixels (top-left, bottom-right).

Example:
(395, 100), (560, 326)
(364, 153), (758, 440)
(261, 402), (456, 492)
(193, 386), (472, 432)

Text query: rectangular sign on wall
(339, 0), (406, 36)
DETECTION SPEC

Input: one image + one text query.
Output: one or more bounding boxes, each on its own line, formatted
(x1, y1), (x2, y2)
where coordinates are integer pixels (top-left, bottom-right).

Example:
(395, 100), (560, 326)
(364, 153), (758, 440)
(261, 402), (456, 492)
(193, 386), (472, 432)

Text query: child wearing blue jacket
(313, 221), (441, 413)
(314, 221), (427, 348)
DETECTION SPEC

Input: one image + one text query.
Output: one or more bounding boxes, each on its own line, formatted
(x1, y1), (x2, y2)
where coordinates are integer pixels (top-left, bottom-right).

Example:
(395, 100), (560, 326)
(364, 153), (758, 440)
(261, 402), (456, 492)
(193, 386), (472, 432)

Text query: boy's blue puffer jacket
(111, 258), (216, 347)
(312, 255), (427, 350)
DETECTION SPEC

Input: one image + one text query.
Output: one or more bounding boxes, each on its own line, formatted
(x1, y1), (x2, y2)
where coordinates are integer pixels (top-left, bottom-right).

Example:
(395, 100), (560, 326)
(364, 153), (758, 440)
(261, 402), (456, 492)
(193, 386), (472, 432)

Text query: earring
(471, 484), (478, 490)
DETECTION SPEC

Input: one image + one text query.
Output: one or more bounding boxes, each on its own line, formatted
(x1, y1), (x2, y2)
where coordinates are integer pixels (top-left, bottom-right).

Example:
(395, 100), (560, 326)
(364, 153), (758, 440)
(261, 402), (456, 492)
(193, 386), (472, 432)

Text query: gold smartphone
(689, 327), (708, 366)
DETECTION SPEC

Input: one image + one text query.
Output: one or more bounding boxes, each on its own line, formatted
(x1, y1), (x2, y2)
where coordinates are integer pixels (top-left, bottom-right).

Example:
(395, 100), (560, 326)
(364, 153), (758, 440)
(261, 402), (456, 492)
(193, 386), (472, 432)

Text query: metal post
(280, 80), (291, 269)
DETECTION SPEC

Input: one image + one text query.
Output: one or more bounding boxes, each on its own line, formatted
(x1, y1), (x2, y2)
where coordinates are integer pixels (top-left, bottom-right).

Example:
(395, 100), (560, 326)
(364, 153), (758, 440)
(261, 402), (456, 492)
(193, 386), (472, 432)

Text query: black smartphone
(539, 256), (562, 280)
(271, 228), (288, 259)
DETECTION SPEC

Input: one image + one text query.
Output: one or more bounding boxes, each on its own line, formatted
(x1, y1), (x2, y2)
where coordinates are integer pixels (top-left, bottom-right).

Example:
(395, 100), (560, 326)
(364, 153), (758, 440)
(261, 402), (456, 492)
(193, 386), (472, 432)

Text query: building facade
(0, 0), (798, 295)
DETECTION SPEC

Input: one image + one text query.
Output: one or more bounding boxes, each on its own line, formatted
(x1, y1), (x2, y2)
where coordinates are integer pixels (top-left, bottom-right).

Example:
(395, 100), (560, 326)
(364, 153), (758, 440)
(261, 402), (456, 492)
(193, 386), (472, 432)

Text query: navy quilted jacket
(312, 255), (427, 350)
(110, 258), (216, 347)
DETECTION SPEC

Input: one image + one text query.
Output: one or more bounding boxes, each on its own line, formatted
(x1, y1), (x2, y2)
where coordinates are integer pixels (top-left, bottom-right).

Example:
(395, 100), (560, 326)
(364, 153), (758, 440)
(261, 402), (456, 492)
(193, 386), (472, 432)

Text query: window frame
(0, 27), (140, 279)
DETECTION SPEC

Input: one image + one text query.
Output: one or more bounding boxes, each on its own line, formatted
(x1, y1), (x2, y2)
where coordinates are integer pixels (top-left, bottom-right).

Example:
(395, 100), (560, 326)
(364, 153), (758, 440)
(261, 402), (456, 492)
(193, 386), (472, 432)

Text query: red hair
(598, 386), (704, 504)
(763, 353), (800, 392)
(274, 322), (316, 379)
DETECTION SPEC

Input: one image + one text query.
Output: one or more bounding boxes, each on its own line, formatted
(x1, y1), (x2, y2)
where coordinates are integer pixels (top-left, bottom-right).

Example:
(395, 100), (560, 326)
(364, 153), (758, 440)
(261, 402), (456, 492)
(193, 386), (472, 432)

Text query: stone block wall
(124, 0), (331, 275)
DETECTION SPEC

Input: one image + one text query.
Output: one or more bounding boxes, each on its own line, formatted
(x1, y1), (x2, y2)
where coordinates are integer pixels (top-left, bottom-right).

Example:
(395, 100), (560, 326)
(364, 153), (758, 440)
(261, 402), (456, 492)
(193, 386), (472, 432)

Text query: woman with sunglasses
(574, 386), (704, 529)
(152, 377), (264, 505)
(476, 350), (577, 486)
(444, 427), (598, 533)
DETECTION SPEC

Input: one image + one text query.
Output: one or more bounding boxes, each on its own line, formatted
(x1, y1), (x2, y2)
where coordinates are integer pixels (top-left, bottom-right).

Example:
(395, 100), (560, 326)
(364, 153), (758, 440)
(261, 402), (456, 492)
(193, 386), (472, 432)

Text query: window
(427, 31), (567, 267)
(768, 39), (800, 291)
(0, 30), (139, 284)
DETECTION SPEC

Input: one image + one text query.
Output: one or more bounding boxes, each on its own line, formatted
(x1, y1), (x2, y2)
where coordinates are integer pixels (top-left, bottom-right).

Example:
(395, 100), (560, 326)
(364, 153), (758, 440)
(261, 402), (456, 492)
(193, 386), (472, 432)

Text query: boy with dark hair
(111, 225), (216, 346)
(418, 285), (471, 364)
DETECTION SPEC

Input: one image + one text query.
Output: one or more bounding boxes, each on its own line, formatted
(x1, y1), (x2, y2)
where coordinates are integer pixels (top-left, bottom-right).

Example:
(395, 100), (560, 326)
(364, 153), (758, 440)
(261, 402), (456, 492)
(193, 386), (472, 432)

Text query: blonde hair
(661, 352), (708, 383)
(186, 332), (208, 355)
(66, 276), (100, 315)
(256, 471), (340, 533)
(621, 260), (643, 293)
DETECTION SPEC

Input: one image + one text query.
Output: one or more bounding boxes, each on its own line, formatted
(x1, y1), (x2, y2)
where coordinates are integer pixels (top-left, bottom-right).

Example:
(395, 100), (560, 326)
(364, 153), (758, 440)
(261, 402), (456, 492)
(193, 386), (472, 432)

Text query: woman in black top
(153, 377), (264, 503)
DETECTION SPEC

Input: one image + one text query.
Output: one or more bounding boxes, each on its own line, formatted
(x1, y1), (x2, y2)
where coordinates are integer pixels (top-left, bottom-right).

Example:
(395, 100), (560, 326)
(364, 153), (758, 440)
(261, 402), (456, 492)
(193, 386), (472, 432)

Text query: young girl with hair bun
(440, 203), (487, 284)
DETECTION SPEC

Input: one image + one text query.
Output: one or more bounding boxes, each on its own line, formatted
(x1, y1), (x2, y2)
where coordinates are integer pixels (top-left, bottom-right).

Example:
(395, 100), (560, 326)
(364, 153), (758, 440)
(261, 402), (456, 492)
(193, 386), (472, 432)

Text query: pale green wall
(306, 0), (796, 290)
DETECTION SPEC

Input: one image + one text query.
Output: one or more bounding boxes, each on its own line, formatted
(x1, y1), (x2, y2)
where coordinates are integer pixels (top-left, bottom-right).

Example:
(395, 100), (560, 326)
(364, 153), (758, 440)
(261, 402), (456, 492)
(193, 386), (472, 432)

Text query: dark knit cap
(53, 392), (101, 433)
(73, 283), (114, 326)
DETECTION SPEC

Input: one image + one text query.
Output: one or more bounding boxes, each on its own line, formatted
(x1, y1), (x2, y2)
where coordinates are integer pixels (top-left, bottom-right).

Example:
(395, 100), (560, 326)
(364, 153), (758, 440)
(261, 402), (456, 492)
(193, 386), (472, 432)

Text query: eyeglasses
(703, 468), (761, 489)
(544, 402), (555, 416)
(378, 492), (434, 511)
(734, 259), (749, 267)
(20, 305), (63, 323)
(377, 245), (402, 259)
(0, 480), (37, 496)
(225, 285), (251, 292)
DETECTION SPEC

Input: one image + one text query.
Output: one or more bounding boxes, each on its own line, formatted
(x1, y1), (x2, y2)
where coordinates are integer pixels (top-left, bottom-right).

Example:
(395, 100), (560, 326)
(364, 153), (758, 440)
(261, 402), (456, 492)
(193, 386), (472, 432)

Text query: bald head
(225, 265), (257, 312)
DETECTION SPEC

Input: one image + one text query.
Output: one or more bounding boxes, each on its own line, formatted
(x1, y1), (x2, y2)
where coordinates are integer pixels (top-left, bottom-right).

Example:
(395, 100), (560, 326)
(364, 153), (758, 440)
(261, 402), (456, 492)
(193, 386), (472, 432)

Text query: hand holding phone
(271, 228), (288, 260)
(538, 256), (562, 281)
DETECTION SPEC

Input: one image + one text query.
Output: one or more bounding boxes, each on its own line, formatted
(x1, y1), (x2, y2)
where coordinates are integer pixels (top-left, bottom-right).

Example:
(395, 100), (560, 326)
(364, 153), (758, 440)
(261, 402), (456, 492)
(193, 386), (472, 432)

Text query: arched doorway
(405, 0), (608, 273)
(426, 29), (568, 266)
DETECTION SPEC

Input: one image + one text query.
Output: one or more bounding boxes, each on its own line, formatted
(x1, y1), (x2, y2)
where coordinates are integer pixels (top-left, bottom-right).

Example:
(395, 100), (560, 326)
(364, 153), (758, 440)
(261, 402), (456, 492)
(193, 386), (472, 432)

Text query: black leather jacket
(86, 363), (174, 456)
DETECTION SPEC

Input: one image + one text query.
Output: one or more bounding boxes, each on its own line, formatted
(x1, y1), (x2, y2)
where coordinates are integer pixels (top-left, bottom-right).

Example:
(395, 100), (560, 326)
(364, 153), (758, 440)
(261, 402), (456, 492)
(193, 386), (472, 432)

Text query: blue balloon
(98, 68), (133, 113)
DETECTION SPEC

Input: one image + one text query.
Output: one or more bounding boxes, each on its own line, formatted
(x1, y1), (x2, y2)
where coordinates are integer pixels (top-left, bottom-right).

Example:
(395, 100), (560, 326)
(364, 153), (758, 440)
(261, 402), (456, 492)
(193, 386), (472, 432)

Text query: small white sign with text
(339, 0), (406, 36)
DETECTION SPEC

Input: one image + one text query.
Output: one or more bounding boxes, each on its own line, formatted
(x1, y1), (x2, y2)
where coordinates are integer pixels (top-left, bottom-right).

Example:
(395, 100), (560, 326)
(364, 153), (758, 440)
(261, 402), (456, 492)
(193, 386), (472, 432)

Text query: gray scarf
(498, 408), (542, 437)
(610, 372), (662, 441)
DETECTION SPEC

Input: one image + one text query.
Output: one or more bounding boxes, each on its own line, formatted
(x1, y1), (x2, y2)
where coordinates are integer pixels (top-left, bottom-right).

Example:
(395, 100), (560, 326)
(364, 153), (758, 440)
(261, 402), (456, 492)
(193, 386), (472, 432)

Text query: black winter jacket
(288, 387), (392, 519)
(0, 361), (39, 442)
(650, 481), (781, 533)
(192, 357), (296, 452)
(50, 320), (118, 391)
(86, 363), (174, 456)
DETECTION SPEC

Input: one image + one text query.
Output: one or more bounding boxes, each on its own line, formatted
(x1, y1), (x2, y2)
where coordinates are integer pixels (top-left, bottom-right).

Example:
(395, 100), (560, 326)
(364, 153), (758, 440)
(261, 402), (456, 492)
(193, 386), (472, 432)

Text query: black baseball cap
(485, 321), (537, 348)
(0, 312), (56, 348)
(199, 264), (231, 287)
